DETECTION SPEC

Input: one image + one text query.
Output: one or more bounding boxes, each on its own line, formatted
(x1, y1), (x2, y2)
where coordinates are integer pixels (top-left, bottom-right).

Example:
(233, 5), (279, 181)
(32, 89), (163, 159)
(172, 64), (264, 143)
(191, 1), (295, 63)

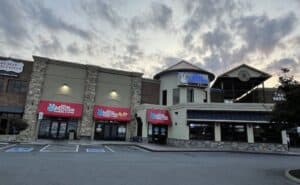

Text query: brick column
(17, 59), (47, 141)
(80, 67), (97, 139)
(126, 76), (142, 140)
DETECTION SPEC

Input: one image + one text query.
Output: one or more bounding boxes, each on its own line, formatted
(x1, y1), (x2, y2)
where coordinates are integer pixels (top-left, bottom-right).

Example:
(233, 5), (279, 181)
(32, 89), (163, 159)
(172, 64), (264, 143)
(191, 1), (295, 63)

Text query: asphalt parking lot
(1, 143), (300, 185)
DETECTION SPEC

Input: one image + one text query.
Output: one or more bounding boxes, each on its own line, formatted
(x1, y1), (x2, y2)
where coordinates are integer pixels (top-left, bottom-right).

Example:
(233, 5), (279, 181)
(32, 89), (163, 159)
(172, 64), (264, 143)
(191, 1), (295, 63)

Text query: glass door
(58, 122), (67, 139)
(50, 121), (59, 138)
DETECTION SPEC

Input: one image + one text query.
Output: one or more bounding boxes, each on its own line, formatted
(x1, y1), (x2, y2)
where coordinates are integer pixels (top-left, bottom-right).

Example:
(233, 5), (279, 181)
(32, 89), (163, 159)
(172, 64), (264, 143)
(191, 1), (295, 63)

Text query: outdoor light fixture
(109, 90), (118, 99)
(60, 83), (70, 94)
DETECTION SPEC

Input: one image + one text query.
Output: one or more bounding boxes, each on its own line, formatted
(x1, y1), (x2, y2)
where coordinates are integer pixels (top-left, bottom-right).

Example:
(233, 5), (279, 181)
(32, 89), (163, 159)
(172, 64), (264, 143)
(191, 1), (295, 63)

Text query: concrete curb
(135, 144), (300, 156)
(285, 169), (300, 184)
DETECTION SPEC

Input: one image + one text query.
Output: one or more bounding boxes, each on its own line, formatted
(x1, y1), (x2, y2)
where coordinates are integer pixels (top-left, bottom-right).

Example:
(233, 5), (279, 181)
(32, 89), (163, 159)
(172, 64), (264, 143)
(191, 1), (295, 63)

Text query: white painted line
(0, 144), (16, 150)
(86, 148), (106, 153)
(40, 145), (79, 153)
(39, 144), (50, 152)
(131, 146), (150, 153)
(104, 145), (115, 153)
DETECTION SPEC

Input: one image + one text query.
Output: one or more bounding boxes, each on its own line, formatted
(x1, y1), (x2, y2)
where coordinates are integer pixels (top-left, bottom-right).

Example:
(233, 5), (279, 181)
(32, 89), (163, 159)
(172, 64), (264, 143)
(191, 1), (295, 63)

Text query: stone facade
(80, 66), (97, 138)
(127, 76), (142, 140)
(17, 59), (48, 141)
(167, 138), (288, 152)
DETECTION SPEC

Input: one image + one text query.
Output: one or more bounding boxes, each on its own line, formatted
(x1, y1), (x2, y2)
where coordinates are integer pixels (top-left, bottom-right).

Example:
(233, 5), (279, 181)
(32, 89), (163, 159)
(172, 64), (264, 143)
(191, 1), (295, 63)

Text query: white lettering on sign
(47, 103), (75, 114)
(0, 60), (24, 73)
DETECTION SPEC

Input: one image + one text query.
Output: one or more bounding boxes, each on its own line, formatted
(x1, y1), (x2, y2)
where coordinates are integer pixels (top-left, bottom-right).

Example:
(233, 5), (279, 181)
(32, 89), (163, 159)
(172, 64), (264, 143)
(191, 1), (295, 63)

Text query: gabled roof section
(218, 64), (271, 78)
(154, 60), (215, 81)
(212, 64), (272, 101)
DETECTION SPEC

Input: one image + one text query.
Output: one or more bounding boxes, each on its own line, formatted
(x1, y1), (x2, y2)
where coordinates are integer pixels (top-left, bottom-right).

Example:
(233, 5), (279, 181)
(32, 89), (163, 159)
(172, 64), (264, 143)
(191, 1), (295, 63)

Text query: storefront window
(162, 90), (167, 105)
(189, 123), (214, 140)
(38, 119), (51, 138)
(0, 78), (4, 92)
(0, 113), (22, 135)
(221, 123), (247, 142)
(173, 88), (180, 105)
(253, 124), (281, 143)
(94, 121), (126, 141)
(7, 80), (28, 94)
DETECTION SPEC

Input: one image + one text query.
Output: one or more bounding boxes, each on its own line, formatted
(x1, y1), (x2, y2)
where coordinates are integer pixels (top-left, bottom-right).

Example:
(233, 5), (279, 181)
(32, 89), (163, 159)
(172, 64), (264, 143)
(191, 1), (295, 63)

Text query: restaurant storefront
(93, 105), (130, 141)
(37, 100), (83, 139)
(147, 109), (171, 144)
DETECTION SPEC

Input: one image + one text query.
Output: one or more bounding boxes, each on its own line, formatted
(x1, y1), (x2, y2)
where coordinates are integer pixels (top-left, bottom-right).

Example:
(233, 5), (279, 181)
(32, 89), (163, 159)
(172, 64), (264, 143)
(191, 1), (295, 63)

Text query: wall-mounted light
(109, 90), (118, 99)
(60, 83), (70, 94)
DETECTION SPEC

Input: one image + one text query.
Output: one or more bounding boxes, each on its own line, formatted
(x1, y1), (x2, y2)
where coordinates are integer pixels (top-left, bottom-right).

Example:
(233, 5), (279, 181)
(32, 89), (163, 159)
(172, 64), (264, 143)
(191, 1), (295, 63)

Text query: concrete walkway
(17, 139), (300, 156)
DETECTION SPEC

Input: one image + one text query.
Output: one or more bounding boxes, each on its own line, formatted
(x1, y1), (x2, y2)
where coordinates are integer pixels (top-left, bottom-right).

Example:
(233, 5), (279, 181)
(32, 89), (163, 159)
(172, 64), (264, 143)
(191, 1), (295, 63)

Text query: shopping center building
(0, 56), (294, 152)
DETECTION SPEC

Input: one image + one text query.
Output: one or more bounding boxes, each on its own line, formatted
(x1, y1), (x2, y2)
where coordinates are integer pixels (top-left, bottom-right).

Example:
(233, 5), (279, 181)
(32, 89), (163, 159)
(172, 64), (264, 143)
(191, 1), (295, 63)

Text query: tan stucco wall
(41, 63), (86, 103)
(160, 72), (211, 105)
(95, 72), (131, 107)
(168, 108), (189, 140)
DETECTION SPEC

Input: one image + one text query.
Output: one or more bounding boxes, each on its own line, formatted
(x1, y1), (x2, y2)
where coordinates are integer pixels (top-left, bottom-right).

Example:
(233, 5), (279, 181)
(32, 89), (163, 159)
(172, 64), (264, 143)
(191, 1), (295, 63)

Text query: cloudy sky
(0, 0), (300, 87)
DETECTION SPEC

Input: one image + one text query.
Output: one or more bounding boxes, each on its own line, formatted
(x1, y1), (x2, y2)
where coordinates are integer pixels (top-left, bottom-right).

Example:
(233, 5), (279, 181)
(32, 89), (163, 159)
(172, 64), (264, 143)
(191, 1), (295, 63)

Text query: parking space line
(76, 145), (79, 152)
(130, 146), (150, 152)
(104, 145), (115, 153)
(39, 145), (50, 152)
(0, 144), (16, 150)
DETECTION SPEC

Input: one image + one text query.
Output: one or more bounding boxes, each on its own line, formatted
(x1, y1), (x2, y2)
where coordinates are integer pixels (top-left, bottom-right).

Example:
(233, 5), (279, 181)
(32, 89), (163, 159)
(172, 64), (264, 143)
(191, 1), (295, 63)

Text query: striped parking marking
(0, 144), (16, 150)
(130, 146), (150, 153)
(39, 144), (50, 152)
(104, 145), (115, 153)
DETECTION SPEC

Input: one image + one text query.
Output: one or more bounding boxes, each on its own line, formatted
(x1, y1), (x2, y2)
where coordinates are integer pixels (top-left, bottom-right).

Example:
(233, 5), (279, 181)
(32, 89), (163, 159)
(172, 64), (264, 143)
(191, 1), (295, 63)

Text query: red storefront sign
(38, 100), (83, 118)
(94, 105), (131, 121)
(147, 109), (171, 125)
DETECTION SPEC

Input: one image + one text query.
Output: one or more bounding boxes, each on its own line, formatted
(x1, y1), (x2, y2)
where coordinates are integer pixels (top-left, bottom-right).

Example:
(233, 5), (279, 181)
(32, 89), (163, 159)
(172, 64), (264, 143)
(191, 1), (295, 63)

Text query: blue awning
(187, 110), (270, 123)
(0, 106), (24, 113)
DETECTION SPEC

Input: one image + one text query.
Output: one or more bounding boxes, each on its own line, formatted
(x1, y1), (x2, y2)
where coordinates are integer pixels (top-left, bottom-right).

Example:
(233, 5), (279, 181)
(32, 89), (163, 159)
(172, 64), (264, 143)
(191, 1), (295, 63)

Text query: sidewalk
(136, 143), (300, 156)
(19, 139), (300, 156)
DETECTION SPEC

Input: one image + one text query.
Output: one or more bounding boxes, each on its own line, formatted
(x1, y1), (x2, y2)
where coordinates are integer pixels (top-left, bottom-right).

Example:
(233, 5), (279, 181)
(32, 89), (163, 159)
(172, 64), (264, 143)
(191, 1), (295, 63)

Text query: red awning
(147, 109), (171, 125)
(38, 100), (83, 118)
(94, 105), (131, 122)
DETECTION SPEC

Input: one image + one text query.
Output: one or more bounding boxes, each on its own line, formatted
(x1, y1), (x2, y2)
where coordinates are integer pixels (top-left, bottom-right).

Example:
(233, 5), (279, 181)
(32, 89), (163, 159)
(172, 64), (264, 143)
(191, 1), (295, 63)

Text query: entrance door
(94, 122), (126, 141)
(50, 121), (68, 139)
(152, 125), (168, 144)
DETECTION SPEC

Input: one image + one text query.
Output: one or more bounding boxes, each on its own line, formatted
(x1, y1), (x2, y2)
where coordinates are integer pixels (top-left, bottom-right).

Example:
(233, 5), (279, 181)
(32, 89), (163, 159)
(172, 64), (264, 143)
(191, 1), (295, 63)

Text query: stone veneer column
(126, 76), (142, 140)
(80, 67), (97, 139)
(17, 60), (48, 141)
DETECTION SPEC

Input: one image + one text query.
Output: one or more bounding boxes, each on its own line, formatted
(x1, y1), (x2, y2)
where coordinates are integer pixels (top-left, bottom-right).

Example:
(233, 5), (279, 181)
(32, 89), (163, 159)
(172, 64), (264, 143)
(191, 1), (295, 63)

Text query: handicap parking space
(2, 144), (46, 153)
(40, 144), (79, 153)
(104, 145), (149, 153)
